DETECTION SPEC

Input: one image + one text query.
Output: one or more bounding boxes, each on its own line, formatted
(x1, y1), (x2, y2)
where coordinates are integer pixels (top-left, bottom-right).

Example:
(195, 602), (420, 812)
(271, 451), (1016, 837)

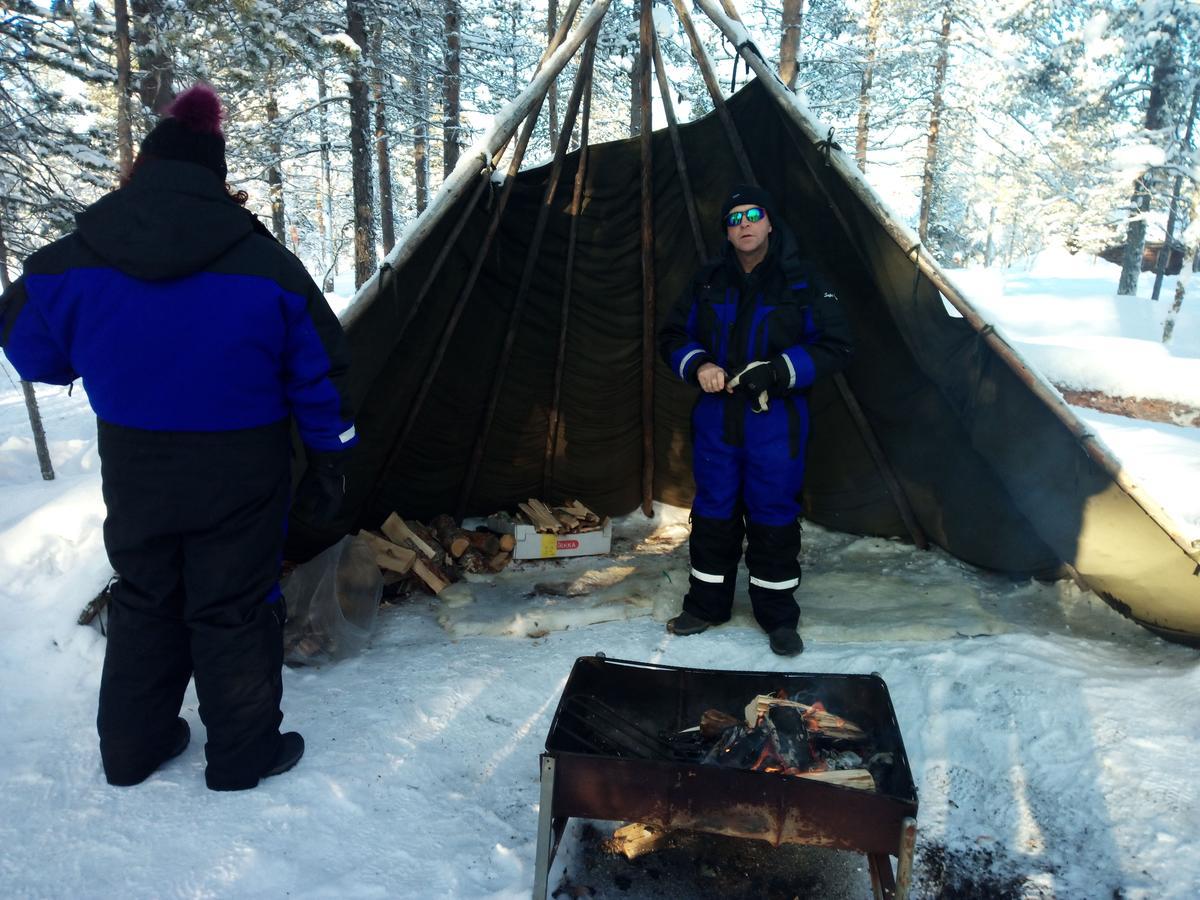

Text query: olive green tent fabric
(317, 78), (1064, 578)
(298, 78), (1200, 640)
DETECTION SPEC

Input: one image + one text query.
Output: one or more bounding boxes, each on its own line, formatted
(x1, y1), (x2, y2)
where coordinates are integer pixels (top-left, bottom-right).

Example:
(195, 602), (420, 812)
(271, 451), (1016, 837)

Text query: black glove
(728, 360), (778, 412)
(293, 450), (347, 525)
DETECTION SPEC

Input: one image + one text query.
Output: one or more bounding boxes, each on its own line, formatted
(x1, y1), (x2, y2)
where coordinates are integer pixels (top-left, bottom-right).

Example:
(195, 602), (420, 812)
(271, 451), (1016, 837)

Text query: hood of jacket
(75, 159), (256, 281)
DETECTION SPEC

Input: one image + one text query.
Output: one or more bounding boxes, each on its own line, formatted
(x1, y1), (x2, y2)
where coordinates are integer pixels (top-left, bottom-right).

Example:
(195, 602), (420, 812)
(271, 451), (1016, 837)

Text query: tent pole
(652, 33), (708, 262)
(679, 0), (929, 550)
(456, 33), (601, 519)
(832, 376), (929, 549)
(693, 0), (1200, 565)
(342, 0), (600, 329)
(542, 56), (596, 498)
(638, 0), (656, 516)
(669, 0), (756, 184)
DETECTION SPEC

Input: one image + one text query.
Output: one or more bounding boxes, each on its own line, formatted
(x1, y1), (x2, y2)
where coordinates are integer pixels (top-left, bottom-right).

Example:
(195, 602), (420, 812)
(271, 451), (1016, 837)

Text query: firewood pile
(685, 690), (890, 791)
(356, 512), (517, 599)
(490, 498), (609, 535)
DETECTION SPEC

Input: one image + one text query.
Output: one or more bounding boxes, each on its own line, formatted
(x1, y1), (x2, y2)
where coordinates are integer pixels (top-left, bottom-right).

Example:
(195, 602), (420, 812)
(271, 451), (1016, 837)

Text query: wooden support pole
(652, 33), (708, 263)
(670, 0), (756, 184)
(542, 57), (595, 498)
(638, 0), (656, 517)
(342, 0), (603, 329)
(371, 2), (609, 499)
(694, 0), (1200, 565)
(456, 33), (600, 519)
(833, 373), (927, 549)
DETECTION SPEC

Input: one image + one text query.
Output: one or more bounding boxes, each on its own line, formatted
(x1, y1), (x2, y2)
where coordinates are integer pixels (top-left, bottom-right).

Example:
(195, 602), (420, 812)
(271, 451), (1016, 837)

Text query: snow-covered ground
(1, 254), (1198, 899)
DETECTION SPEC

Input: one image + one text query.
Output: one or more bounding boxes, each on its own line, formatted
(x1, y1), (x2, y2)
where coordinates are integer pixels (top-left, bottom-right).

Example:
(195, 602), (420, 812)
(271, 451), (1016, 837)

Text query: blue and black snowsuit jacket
(0, 159), (356, 456)
(658, 223), (853, 524)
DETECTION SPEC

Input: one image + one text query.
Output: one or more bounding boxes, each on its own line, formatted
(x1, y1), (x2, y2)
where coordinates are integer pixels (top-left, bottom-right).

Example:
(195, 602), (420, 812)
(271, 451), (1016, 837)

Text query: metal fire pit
(533, 655), (919, 899)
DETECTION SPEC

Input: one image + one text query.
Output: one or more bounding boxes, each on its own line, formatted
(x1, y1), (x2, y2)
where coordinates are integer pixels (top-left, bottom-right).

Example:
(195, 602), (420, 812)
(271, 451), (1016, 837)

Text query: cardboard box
(486, 516), (612, 560)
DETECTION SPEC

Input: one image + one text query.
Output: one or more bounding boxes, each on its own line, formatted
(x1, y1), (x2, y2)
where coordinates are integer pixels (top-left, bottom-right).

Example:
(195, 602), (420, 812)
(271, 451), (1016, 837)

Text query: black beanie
(720, 183), (775, 226)
(138, 84), (228, 179)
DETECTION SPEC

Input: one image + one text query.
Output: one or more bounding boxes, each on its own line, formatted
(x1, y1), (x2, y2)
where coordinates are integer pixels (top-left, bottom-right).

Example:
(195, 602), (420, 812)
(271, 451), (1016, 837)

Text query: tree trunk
(1118, 29), (1174, 296)
(130, 0), (174, 114)
(854, 0), (882, 172)
(442, 0), (462, 175)
(918, 6), (951, 246)
(372, 23), (396, 254)
(317, 68), (337, 291)
(779, 0), (804, 91)
(266, 79), (287, 243)
(1163, 191), (1198, 343)
(1152, 80), (1199, 300)
(347, 0), (377, 289)
(548, 0), (559, 141)
(630, 10), (642, 138)
(409, 19), (430, 214)
(114, 0), (134, 174)
(0, 208), (54, 481)
(984, 204), (996, 267)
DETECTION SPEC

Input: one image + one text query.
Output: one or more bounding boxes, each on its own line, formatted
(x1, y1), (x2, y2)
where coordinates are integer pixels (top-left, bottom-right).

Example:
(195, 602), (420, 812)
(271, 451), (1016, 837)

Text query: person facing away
(657, 184), (853, 656)
(0, 84), (356, 790)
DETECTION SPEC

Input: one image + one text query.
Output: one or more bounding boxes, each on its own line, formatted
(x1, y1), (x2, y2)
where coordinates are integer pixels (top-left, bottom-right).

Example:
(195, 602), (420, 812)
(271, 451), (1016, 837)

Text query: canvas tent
(295, 0), (1200, 645)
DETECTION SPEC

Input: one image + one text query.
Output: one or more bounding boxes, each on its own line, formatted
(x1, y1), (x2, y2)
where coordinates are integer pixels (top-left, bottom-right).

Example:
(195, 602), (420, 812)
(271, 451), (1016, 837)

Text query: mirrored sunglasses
(725, 206), (766, 227)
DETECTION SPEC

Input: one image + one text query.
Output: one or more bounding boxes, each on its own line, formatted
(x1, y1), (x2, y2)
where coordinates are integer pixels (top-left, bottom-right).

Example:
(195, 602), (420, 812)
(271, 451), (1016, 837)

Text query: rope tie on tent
(815, 128), (841, 166)
(978, 323), (996, 337)
(908, 243), (923, 303)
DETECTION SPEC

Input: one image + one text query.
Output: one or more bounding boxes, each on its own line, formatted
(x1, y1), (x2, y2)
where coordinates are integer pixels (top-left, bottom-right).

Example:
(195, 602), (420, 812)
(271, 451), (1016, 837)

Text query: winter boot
(768, 627), (804, 657)
(105, 717), (190, 787)
(263, 732), (305, 779)
(667, 610), (715, 636)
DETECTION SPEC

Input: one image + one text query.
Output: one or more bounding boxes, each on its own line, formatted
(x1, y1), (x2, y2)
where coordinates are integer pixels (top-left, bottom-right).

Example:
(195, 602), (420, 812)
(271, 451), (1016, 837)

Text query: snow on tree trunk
(854, 0), (881, 172)
(114, 0), (134, 174)
(347, 0), (377, 289)
(779, 0), (804, 91)
(1118, 31), (1173, 296)
(0, 207), (54, 481)
(371, 23), (396, 255)
(442, 0), (462, 175)
(409, 18), (430, 215)
(317, 68), (337, 292)
(131, 0), (174, 114)
(918, 6), (951, 245)
(266, 79), (287, 244)
(1163, 194), (1199, 344)
(1152, 81), (1199, 301)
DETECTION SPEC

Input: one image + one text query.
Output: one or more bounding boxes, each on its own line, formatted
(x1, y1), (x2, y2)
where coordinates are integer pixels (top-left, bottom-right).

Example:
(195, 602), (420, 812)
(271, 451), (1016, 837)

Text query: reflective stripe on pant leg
(683, 513), (745, 624)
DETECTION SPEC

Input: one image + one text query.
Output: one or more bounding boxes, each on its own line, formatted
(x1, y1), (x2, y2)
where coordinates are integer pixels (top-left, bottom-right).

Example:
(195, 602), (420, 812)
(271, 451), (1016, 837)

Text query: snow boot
(105, 717), (190, 787)
(667, 610), (715, 636)
(263, 732), (305, 779)
(768, 627), (804, 657)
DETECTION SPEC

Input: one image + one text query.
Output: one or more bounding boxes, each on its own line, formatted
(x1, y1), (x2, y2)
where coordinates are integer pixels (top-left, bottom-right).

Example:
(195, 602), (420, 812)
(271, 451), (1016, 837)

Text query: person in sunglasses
(658, 184), (853, 655)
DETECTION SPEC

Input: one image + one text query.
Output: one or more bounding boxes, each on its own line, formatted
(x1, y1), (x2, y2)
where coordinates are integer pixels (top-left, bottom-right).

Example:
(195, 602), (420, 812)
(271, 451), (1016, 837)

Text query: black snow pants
(96, 419), (291, 790)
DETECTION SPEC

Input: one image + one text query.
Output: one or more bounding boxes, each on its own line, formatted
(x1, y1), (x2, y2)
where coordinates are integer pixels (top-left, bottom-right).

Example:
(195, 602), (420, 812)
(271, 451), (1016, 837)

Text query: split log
(699, 708), (742, 738)
(498, 533), (516, 552)
(519, 500), (562, 533)
(605, 823), (671, 860)
(744, 694), (867, 742)
(381, 513), (437, 559)
(458, 547), (490, 575)
(357, 530), (418, 573)
(405, 518), (447, 562)
(560, 499), (600, 524)
(429, 513), (460, 550)
(412, 558), (450, 594)
(488, 550), (511, 572)
(795, 768), (877, 791)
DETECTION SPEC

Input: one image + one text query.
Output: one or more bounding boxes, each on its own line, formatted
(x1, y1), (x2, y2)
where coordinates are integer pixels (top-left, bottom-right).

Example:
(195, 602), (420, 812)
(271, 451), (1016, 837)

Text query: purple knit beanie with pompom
(138, 84), (227, 179)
